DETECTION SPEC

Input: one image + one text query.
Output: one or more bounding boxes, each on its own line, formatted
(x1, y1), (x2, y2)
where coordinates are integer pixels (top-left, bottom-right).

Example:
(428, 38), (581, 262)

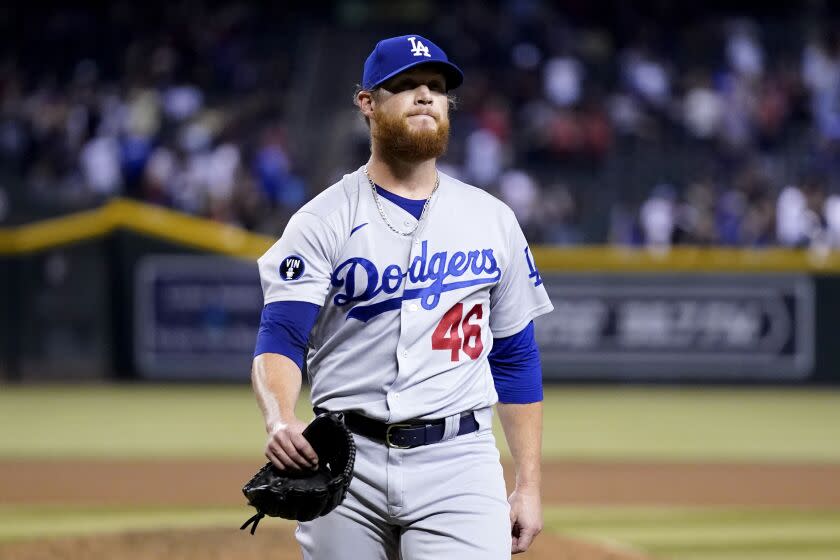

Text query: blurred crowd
(0, 3), (311, 231)
(610, 169), (840, 249)
(427, 2), (840, 247)
(3, 2), (840, 246)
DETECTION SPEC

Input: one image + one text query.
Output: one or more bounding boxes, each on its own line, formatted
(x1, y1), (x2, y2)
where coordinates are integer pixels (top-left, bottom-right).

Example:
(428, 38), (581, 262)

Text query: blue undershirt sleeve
(253, 301), (321, 370)
(488, 321), (543, 404)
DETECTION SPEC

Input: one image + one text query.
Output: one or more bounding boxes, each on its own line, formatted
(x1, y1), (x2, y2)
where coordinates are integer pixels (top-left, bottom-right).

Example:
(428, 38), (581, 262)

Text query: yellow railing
(3, 198), (840, 272)
(0, 199), (273, 259)
(533, 245), (840, 273)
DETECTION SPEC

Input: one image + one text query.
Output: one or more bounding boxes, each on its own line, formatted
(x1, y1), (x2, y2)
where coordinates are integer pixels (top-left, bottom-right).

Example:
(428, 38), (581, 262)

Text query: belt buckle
(385, 423), (413, 449)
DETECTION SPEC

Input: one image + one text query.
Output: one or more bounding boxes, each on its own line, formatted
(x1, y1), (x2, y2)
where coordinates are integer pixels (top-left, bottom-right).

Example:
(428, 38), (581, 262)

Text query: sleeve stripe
(253, 301), (321, 369)
(488, 322), (544, 404)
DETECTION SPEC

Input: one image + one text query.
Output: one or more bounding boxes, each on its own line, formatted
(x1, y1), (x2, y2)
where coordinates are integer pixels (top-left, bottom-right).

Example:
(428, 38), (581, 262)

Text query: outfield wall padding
(3, 200), (840, 383)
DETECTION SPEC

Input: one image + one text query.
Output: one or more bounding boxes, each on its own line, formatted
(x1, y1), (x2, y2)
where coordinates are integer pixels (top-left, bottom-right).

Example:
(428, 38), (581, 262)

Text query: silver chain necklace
(364, 165), (439, 237)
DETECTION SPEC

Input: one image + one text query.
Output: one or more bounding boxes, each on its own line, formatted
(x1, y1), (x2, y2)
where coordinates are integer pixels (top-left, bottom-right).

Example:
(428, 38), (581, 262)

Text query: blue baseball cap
(362, 34), (464, 91)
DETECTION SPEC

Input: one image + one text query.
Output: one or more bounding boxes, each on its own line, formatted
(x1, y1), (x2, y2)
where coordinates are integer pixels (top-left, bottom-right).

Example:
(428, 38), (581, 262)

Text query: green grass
(0, 385), (306, 459)
(539, 387), (840, 462)
(0, 505), (261, 542)
(544, 507), (840, 559)
(0, 385), (838, 461)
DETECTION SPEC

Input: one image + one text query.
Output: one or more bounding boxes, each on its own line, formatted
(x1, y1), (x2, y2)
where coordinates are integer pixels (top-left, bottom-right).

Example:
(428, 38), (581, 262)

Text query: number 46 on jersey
(431, 303), (483, 361)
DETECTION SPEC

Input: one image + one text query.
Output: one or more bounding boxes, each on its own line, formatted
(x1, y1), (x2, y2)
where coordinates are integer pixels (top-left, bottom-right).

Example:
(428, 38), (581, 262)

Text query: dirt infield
(2, 459), (839, 507)
(2, 458), (839, 559)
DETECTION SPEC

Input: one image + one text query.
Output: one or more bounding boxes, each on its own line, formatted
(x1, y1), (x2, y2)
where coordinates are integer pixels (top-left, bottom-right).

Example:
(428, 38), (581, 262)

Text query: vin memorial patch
(279, 255), (305, 281)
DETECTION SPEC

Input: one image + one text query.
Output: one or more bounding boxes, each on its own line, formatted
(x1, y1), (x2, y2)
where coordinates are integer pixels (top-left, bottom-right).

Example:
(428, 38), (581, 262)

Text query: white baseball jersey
(258, 166), (553, 423)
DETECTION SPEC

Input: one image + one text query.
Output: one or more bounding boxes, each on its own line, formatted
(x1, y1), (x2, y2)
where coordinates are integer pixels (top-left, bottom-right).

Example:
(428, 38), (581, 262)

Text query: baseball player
(252, 34), (553, 558)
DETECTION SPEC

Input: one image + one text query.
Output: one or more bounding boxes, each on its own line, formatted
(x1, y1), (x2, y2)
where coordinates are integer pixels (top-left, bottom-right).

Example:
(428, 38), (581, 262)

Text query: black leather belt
(314, 408), (479, 449)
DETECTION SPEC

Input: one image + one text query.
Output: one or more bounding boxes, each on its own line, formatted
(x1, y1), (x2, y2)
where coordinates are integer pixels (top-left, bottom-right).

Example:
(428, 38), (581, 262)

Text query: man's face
(361, 66), (451, 162)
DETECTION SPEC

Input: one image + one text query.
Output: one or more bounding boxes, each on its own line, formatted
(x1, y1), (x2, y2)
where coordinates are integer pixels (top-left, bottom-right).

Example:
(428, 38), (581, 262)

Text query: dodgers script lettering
(331, 241), (501, 322)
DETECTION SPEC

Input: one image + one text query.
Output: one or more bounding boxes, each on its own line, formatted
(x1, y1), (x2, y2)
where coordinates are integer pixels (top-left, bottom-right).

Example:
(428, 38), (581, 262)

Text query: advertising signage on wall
(534, 274), (815, 380)
(135, 256), (262, 380)
(136, 256), (816, 382)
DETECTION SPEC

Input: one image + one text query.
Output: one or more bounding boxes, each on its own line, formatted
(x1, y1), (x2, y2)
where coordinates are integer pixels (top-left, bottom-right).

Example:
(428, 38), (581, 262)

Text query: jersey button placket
(393, 235), (418, 418)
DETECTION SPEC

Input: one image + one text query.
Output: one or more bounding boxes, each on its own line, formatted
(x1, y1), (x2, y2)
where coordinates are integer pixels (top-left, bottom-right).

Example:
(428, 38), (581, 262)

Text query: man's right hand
(265, 418), (319, 471)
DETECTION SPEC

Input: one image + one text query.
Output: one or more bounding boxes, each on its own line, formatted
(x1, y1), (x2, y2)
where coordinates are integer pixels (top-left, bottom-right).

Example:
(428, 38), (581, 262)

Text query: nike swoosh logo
(350, 223), (369, 237)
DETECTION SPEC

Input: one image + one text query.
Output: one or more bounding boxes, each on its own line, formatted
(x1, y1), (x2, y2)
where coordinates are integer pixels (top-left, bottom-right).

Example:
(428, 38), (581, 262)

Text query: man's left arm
(487, 214), (554, 553)
(497, 400), (543, 554)
(488, 321), (544, 554)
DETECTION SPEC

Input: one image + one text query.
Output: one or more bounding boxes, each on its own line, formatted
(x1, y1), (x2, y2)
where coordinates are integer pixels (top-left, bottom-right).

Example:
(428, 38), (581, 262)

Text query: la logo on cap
(361, 34), (464, 90)
(407, 37), (431, 58)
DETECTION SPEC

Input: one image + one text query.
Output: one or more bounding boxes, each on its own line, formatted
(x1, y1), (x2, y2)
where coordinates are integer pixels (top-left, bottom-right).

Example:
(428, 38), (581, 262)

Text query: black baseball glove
(240, 412), (356, 534)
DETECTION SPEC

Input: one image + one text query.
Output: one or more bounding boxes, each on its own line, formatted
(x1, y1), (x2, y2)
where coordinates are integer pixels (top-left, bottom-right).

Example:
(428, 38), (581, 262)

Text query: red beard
(371, 108), (450, 162)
